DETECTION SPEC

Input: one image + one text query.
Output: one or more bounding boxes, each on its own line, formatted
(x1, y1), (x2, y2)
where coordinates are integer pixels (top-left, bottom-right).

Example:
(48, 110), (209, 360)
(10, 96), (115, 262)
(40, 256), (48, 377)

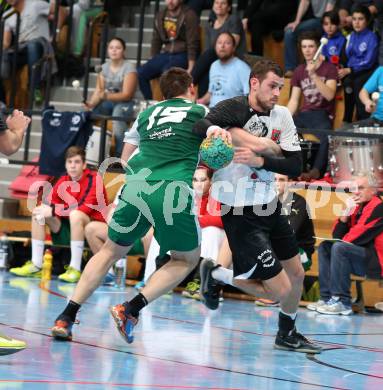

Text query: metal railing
(0, 9), (20, 109)
(83, 11), (109, 104)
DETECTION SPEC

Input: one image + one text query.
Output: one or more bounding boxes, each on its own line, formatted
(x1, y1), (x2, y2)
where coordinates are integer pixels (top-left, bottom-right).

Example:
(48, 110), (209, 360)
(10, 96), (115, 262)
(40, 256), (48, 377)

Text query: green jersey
(124, 98), (208, 185)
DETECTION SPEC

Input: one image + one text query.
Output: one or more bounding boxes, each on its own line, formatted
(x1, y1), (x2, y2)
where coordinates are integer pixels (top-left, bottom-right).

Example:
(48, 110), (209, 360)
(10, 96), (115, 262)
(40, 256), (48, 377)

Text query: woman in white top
(85, 37), (137, 156)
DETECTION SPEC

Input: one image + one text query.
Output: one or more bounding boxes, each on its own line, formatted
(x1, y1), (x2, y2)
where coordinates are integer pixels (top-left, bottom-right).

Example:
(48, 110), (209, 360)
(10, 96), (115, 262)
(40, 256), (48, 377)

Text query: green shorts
(108, 180), (200, 254)
(51, 219), (70, 246)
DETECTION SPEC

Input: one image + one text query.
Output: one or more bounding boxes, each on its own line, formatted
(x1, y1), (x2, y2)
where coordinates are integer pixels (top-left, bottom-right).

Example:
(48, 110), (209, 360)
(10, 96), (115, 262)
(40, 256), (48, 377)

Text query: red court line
(37, 282), (383, 353)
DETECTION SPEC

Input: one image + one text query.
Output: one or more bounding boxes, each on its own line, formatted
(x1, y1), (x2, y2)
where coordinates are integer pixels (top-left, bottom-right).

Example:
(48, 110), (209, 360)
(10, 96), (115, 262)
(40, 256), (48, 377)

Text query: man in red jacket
(10, 146), (108, 283)
(309, 173), (383, 315)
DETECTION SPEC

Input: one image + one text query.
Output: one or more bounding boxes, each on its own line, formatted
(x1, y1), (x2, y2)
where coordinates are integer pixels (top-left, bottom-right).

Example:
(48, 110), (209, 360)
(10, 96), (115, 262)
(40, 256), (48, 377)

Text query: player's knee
(272, 278), (292, 301)
(289, 264), (305, 285)
(84, 222), (96, 240)
(69, 209), (87, 223)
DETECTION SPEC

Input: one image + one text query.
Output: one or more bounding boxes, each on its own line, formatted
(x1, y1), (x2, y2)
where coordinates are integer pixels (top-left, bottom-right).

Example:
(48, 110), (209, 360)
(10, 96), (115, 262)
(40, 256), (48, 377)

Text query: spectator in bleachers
(49, 0), (104, 57)
(340, 5), (378, 124)
(287, 31), (337, 180)
(84, 37), (137, 157)
(373, 1), (383, 65)
(85, 185), (153, 286)
(242, 0), (298, 57)
(9, 146), (108, 283)
(321, 10), (347, 65)
(276, 173), (315, 271)
(283, 0), (335, 77)
(137, 0), (199, 100)
(192, 0), (245, 98)
(196, 31), (250, 107)
(358, 65), (383, 125)
(309, 173), (383, 315)
(3, 0), (52, 104)
(337, 0), (377, 30)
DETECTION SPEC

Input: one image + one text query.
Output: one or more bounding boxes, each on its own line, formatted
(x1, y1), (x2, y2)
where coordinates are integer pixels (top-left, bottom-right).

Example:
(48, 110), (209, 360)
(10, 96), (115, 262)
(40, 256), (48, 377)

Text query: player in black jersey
(194, 59), (322, 354)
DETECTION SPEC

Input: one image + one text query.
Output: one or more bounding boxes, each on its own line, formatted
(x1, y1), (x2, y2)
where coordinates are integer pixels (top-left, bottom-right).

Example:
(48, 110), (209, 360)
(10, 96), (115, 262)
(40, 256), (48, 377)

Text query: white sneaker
(374, 302), (383, 311)
(307, 299), (327, 311)
(316, 299), (353, 315)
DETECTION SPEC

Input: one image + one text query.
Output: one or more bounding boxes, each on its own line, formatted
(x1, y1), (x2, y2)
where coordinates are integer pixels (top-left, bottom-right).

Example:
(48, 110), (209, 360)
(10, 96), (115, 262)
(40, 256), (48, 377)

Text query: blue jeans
(92, 100), (134, 156)
(318, 241), (367, 306)
(284, 18), (322, 72)
(137, 52), (188, 99)
(294, 110), (332, 175)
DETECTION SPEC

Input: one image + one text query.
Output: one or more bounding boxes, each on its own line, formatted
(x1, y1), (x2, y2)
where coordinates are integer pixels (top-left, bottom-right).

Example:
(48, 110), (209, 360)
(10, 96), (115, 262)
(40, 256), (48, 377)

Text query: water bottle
(0, 235), (9, 269)
(114, 258), (127, 289)
(42, 249), (53, 280)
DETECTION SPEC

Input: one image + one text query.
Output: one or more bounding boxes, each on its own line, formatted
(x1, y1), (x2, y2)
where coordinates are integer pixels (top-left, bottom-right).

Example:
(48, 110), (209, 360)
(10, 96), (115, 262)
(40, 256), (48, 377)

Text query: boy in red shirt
(10, 146), (108, 283)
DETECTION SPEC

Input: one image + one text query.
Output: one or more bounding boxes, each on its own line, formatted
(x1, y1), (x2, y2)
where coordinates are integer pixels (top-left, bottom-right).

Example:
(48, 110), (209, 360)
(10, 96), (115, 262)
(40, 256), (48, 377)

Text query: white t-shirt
(207, 100), (300, 206)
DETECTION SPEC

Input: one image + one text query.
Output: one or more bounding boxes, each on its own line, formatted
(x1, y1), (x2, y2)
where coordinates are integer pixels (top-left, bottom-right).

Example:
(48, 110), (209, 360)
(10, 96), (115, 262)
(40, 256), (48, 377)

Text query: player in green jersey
(51, 67), (231, 343)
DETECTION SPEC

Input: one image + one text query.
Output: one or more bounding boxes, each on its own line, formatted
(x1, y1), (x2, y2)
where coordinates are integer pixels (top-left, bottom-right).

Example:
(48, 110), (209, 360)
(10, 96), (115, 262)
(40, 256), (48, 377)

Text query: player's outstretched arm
(230, 127), (282, 157)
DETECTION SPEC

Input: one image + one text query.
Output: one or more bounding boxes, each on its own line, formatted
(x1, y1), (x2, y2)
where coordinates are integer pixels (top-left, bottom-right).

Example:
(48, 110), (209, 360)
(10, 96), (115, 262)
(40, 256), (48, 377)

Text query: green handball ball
(199, 137), (234, 170)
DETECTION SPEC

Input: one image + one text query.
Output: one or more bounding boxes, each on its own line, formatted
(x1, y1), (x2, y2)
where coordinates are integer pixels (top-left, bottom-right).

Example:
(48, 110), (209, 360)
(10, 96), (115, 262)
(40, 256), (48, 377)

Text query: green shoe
(58, 266), (81, 283)
(182, 279), (200, 300)
(9, 261), (42, 278)
(0, 333), (26, 355)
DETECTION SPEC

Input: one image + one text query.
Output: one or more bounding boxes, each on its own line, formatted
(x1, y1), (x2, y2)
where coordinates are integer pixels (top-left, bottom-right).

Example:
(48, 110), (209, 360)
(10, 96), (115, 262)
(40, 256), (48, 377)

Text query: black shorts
(221, 201), (299, 281)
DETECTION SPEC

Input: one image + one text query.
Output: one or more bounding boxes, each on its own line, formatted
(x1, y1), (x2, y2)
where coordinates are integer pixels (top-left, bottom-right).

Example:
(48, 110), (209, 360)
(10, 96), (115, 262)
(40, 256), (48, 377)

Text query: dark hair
(249, 59), (283, 84)
(215, 31), (236, 47)
(159, 67), (192, 99)
(196, 165), (213, 179)
(322, 10), (340, 26)
(65, 146), (86, 163)
(298, 30), (321, 46)
(351, 5), (371, 24)
(108, 37), (126, 51)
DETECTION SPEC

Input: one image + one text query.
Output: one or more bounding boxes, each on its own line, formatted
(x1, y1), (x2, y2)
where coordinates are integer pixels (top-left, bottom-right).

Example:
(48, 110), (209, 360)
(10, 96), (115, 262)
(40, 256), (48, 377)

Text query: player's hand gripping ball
(199, 136), (234, 170)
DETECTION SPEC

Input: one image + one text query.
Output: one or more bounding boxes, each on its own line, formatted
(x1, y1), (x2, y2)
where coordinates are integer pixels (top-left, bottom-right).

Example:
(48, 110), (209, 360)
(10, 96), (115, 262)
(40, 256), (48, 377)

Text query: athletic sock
(123, 293), (148, 318)
(31, 239), (44, 268)
(211, 266), (233, 286)
(69, 240), (84, 271)
(278, 309), (297, 336)
(59, 300), (81, 322)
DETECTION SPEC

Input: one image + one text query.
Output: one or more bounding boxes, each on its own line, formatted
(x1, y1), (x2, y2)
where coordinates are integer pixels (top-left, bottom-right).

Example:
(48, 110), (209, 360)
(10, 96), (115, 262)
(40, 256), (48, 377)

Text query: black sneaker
(274, 328), (322, 354)
(200, 258), (223, 310)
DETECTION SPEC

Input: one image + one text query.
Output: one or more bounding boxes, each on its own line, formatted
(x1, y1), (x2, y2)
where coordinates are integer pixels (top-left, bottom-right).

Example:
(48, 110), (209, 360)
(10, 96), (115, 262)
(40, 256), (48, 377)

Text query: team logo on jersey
(271, 129), (281, 143)
(359, 42), (367, 52)
(245, 116), (269, 137)
(71, 115), (81, 125)
(49, 118), (61, 127)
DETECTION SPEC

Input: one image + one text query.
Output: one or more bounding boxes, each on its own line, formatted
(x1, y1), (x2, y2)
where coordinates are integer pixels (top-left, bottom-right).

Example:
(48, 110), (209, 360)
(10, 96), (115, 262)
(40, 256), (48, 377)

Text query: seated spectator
(321, 10), (347, 65)
(242, 0), (298, 56)
(3, 0), (52, 104)
(276, 174), (315, 271)
(197, 32), (250, 107)
(138, 166), (226, 299)
(340, 5), (378, 123)
(85, 185), (153, 286)
(310, 173), (383, 315)
(9, 146), (108, 283)
(137, 0), (199, 100)
(84, 37), (137, 157)
(284, 0), (335, 77)
(337, 0), (377, 30)
(358, 65), (383, 126)
(49, 0), (104, 57)
(287, 31), (337, 180)
(192, 0), (245, 98)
